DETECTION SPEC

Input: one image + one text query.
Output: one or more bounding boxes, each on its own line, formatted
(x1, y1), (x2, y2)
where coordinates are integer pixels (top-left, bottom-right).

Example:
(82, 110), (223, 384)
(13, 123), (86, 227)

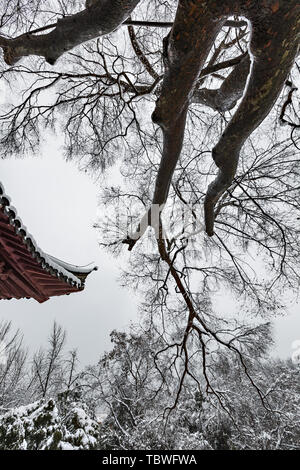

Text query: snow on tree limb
(0, 0), (141, 65)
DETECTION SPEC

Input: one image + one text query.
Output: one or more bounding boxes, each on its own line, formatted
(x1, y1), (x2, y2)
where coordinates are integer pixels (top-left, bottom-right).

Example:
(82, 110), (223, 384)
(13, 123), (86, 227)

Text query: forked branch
(125, 1), (299, 244)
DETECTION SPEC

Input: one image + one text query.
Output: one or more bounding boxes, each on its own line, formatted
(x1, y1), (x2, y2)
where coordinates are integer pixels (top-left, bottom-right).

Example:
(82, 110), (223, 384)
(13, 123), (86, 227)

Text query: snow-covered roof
(0, 182), (97, 302)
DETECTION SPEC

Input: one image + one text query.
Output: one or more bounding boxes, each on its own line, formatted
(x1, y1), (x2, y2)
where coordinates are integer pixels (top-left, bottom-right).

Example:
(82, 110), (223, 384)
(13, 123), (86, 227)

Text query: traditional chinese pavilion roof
(0, 182), (97, 303)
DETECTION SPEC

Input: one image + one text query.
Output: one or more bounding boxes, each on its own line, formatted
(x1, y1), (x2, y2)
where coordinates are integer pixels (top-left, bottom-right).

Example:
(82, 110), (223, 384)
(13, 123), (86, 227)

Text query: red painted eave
(0, 184), (96, 303)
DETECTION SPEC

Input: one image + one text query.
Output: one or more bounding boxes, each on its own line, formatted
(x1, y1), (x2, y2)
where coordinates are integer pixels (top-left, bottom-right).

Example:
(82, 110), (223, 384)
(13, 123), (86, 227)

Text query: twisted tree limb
(125, 1), (300, 247)
(123, 2), (225, 249)
(0, 0), (298, 246)
(0, 0), (141, 65)
(205, 6), (300, 235)
(127, 23), (159, 80)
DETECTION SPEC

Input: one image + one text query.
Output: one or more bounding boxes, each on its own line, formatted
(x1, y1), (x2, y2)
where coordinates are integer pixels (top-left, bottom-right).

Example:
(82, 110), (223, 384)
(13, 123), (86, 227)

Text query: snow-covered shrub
(0, 394), (100, 450)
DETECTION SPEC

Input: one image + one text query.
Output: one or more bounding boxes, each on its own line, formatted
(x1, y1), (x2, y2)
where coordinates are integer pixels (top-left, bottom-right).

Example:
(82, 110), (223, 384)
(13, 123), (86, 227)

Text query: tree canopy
(0, 0), (299, 414)
(0, 321), (299, 450)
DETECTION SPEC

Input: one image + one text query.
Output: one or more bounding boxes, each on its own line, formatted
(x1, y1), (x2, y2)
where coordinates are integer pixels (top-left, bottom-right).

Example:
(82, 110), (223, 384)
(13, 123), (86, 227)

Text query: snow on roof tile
(0, 182), (97, 302)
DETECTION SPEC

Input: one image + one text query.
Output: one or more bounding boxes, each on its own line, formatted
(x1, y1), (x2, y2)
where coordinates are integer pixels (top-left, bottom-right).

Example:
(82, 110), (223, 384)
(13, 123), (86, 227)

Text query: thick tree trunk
(152, 3), (225, 129)
(151, 0), (300, 238)
(0, 0), (298, 245)
(205, 2), (300, 234)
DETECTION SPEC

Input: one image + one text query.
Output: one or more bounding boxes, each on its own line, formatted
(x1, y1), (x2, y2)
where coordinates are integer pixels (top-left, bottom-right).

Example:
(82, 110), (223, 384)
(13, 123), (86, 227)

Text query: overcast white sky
(0, 134), (139, 366)
(0, 133), (299, 366)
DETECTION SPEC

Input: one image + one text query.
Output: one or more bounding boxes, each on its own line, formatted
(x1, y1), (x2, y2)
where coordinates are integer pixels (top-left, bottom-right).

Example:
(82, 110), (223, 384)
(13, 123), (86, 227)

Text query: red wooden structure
(0, 182), (97, 303)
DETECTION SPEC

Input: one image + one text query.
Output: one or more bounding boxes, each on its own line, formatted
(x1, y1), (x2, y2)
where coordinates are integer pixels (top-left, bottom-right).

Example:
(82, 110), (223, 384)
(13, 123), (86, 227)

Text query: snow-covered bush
(0, 394), (100, 450)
